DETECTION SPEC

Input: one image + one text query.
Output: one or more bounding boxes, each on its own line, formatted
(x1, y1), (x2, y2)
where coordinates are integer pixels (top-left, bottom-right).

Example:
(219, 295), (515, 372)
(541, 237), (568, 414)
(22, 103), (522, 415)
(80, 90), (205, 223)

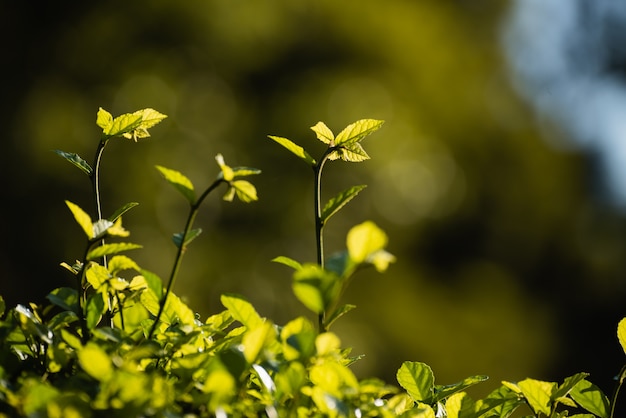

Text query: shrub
(0, 107), (623, 417)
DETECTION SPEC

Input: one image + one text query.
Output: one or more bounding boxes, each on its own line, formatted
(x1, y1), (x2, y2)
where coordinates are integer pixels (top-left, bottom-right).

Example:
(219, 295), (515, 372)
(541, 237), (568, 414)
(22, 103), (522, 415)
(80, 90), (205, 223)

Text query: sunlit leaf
(108, 202), (139, 223)
(321, 185), (367, 224)
(368, 249), (396, 272)
(272, 256), (303, 271)
(103, 112), (142, 139)
(552, 372), (589, 402)
(517, 378), (554, 416)
(618, 318), (626, 355)
(96, 107), (113, 130)
(85, 293), (105, 329)
(315, 332), (341, 356)
(134, 108), (167, 130)
(78, 342), (113, 381)
(292, 265), (341, 314)
(172, 228), (203, 248)
(85, 263), (109, 290)
(310, 121), (335, 145)
(87, 243), (142, 260)
(22, 382), (59, 416)
(15, 304), (53, 344)
(155, 165), (196, 204)
(232, 180), (258, 202)
(242, 321), (275, 363)
(334, 119), (384, 146)
(347, 221), (388, 264)
(221, 293), (264, 329)
(397, 361), (435, 403)
(106, 216), (130, 237)
(215, 153), (235, 182)
(268, 135), (316, 166)
(570, 379), (610, 418)
(139, 269), (163, 299)
(280, 317), (316, 361)
(337, 142), (370, 162)
(432, 375), (489, 404)
(107, 255), (140, 275)
(54, 150), (92, 176)
(232, 166), (262, 178)
(65, 201), (93, 239)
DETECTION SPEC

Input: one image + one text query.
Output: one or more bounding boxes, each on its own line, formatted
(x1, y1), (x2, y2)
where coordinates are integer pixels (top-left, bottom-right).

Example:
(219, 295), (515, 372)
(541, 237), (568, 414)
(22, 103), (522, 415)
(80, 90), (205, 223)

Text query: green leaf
(432, 375), (489, 404)
(46, 287), (79, 312)
(107, 255), (140, 275)
(140, 269), (163, 299)
(324, 304), (356, 330)
(232, 166), (262, 178)
(155, 165), (196, 204)
(310, 121), (335, 145)
(215, 153), (234, 181)
(22, 382), (59, 416)
(54, 150), (92, 175)
(552, 373), (589, 402)
(268, 135), (316, 166)
(108, 202), (139, 223)
(96, 107), (113, 130)
(87, 243), (142, 260)
(337, 142), (370, 162)
(221, 293), (264, 329)
(15, 304), (53, 344)
(292, 264), (341, 314)
(334, 119), (384, 146)
(243, 321), (275, 363)
(570, 379), (610, 418)
(272, 256), (303, 271)
(397, 361), (435, 403)
(231, 180), (258, 203)
(103, 112), (142, 139)
(85, 293), (105, 329)
(65, 201), (93, 239)
(347, 221), (388, 264)
(78, 342), (113, 381)
(133, 108), (168, 131)
(0, 295), (4, 318)
(321, 185), (367, 224)
(85, 263), (109, 291)
(517, 378), (555, 416)
(172, 228), (203, 248)
(618, 318), (626, 355)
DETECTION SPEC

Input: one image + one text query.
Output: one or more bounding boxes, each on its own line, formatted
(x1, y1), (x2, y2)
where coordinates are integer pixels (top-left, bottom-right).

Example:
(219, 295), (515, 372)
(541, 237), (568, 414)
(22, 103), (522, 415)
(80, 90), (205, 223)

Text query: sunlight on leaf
(65, 201), (93, 239)
(155, 165), (196, 204)
(232, 166), (262, 178)
(570, 379), (610, 418)
(517, 378), (554, 416)
(347, 221), (388, 264)
(268, 135), (316, 166)
(337, 142), (370, 162)
(232, 180), (258, 202)
(272, 256), (303, 271)
(618, 317), (626, 355)
(96, 107), (113, 130)
(78, 342), (113, 381)
(310, 121), (335, 145)
(334, 119), (384, 146)
(87, 243), (142, 260)
(397, 361), (435, 403)
(215, 153), (234, 182)
(85, 293), (106, 330)
(92, 219), (114, 240)
(243, 321), (275, 363)
(108, 202), (139, 223)
(221, 293), (264, 329)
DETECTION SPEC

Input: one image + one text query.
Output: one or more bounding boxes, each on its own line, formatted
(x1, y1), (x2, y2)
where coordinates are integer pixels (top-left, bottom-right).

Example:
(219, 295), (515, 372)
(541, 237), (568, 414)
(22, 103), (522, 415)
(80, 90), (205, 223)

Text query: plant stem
(610, 365), (626, 418)
(148, 178), (225, 339)
(313, 147), (335, 332)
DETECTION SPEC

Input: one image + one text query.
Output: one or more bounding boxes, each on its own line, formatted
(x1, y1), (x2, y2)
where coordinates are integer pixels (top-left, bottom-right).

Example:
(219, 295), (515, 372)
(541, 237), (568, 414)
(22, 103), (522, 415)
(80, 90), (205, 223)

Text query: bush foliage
(0, 107), (624, 417)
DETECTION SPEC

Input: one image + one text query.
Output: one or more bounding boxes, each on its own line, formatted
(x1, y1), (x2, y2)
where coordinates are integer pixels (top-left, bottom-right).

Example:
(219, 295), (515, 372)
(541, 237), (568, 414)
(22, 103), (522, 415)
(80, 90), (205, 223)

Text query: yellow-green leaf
(78, 342), (113, 381)
(268, 135), (316, 166)
(65, 201), (93, 239)
(242, 321), (275, 363)
(338, 142), (370, 162)
(215, 153), (234, 181)
(221, 293), (263, 329)
(232, 180), (258, 203)
(618, 318), (626, 355)
(310, 121), (335, 145)
(397, 361), (435, 403)
(96, 107), (113, 130)
(347, 221), (388, 264)
(334, 119), (384, 146)
(155, 165), (196, 204)
(517, 378), (554, 416)
(87, 243), (142, 260)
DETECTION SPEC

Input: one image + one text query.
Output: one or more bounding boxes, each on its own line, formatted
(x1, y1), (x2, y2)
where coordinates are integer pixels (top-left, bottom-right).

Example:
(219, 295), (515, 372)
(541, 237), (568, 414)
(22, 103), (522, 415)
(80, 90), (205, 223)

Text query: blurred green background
(2, 0), (626, 398)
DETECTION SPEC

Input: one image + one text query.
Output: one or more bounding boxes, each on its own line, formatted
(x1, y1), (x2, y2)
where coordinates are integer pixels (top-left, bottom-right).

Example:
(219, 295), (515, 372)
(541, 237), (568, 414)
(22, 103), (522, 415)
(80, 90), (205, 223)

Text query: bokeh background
(3, 0), (626, 401)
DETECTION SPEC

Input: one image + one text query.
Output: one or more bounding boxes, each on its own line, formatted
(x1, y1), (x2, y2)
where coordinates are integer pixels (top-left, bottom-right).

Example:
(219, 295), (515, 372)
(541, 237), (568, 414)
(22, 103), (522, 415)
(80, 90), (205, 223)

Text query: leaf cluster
(0, 108), (623, 417)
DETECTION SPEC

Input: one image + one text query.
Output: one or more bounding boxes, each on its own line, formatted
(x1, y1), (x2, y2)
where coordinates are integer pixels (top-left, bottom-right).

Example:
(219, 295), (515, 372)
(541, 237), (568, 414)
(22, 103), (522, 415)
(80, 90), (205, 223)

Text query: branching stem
(148, 178), (225, 339)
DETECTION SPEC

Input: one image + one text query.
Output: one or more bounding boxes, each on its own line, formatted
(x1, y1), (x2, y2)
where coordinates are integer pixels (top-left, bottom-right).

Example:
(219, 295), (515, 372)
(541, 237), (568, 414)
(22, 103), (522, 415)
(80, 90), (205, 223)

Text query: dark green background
(2, 1), (625, 398)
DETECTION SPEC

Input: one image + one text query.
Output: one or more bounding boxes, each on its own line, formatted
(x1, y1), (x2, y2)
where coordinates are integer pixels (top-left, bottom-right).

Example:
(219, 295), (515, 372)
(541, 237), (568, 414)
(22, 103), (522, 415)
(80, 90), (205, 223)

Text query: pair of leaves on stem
(268, 118), (384, 166)
(55, 107), (168, 176)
